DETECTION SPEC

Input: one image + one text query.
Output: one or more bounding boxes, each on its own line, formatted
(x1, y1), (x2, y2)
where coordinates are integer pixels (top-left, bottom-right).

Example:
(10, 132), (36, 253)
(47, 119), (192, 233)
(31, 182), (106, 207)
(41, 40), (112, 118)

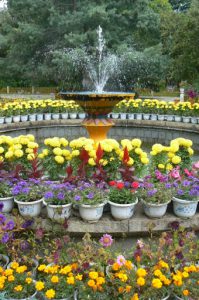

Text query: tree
(169, 0), (191, 11)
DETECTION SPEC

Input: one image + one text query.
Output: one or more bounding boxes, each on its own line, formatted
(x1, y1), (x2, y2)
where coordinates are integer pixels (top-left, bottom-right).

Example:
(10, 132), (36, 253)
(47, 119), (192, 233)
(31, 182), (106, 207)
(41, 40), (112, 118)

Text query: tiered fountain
(60, 26), (134, 142)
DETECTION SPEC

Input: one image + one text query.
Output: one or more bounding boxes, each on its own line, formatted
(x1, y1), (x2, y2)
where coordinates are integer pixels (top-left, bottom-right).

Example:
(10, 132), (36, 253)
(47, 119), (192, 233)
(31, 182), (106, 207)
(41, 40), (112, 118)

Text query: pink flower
(170, 167), (181, 179)
(116, 255), (126, 266)
(136, 239), (144, 249)
(193, 161), (199, 169)
(99, 234), (113, 247)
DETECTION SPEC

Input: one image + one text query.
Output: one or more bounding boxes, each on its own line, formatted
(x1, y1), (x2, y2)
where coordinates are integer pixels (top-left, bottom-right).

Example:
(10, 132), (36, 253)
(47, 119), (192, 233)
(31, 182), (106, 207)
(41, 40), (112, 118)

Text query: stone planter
(13, 115), (20, 123)
(128, 113), (135, 120)
(108, 199), (138, 220)
(5, 117), (12, 124)
(29, 114), (36, 122)
(141, 199), (170, 218)
(172, 197), (198, 218)
(135, 113), (142, 120)
(69, 113), (78, 119)
(61, 112), (69, 119)
(174, 115), (182, 122)
(79, 203), (105, 223)
(4, 291), (37, 300)
(52, 113), (60, 120)
(182, 116), (190, 123)
(44, 113), (52, 120)
(20, 115), (29, 122)
(143, 114), (150, 120)
(191, 117), (197, 124)
(0, 196), (14, 213)
(78, 113), (86, 119)
(0, 254), (9, 268)
(14, 198), (43, 217)
(151, 114), (158, 121)
(120, 113), (127, 120)
(43, 200), (72, 221)
(157, 115), (165, 121)
(36, 114), (44, 121)
(111, 113), (119, 119)
(0, 117), (4, 124)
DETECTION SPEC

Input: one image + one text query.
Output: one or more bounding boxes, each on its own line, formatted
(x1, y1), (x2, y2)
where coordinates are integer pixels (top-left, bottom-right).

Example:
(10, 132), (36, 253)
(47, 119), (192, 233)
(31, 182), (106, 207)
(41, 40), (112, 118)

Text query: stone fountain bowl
(60, 91), (135, 116)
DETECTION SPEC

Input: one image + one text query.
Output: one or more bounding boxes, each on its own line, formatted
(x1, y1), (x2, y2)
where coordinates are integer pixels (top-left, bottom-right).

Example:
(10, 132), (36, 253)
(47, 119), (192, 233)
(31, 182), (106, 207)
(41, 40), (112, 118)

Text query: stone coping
(36, 203), (199, 236)
(0, 119), (198, 133)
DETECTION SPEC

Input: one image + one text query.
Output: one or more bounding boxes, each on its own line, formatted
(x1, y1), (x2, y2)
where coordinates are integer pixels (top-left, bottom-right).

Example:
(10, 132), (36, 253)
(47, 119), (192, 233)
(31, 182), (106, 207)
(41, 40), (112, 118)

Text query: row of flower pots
(1, 196), (198, 222)
(0, 112), (86, 124)
(111, 112), (199, 123)
(0, 112), (198, 124)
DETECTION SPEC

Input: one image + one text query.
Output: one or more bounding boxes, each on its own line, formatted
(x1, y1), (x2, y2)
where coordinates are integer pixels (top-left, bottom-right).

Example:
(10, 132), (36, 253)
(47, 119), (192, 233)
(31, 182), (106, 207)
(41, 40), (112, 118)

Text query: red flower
(109, 181), (116, 186)
(116, 182), (124, 189)
(131, 181), (139, 189)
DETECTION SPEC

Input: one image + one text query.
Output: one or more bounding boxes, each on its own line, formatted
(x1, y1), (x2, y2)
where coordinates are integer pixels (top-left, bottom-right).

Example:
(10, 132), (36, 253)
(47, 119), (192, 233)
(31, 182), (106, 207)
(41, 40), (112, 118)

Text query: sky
(0, 1), (7, 9)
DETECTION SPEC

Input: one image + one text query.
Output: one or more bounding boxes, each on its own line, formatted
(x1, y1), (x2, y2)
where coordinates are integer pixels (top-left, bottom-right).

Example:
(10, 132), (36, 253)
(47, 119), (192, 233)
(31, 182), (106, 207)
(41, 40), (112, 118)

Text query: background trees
(0, 0), (198, 91)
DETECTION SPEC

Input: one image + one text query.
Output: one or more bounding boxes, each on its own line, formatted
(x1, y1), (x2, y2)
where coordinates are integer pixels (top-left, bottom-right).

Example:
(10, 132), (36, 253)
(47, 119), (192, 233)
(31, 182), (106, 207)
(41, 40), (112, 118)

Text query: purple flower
(74, 195), (81, 201)
(165, 183), (172, 189)
(177, 189), (184, 196)
(169, 221), (180, 231)
(12, 186), (21, 196)
(3, 220), (15, 231)
(22, 219), (34, 229)
(20, 240), (30, 251)
(21, 187), (30, 194)
(0, 214), (6, 224)
(99, 234), (113, 247)
(182, 180), (191, 187)
(57, 192), (65, 200)
(87, 192), (94, 199)
(0, 203), (4, 212)
(1, 232), (9, 243)
(147, 189), (157, 197)
(44, 191), (54, 199)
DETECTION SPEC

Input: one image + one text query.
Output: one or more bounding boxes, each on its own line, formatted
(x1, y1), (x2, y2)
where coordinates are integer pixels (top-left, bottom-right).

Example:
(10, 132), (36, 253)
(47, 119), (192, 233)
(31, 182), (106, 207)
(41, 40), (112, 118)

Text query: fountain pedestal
(60, 92), (134, 142)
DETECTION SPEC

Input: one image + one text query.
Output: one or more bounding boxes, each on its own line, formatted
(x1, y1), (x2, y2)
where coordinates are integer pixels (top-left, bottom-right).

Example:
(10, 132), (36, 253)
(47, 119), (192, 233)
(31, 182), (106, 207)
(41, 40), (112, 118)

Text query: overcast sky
(0, 1), (7, 9)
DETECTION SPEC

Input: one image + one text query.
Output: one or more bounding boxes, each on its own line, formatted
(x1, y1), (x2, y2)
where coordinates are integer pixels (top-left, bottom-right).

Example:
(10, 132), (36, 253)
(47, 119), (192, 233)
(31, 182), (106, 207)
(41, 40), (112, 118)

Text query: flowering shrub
(43, 182), (75, 205)
(108, 181), (139, 204)
(12, 179), (43, 202)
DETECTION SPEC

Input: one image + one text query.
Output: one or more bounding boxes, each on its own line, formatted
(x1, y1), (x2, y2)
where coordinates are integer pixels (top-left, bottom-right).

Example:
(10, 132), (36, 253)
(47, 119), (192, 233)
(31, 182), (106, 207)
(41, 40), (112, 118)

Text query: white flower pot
(120, 113), (127, 120)
(52, 113), (60, 120)
(108, 199), (138, 220)
(135, 113), (142, 120)
(69, 113), (77, 119)
(20, 115), (28, 122)
(78, 113), (86, 119)
(43, 201), (72, 221)
(141, 200), (170, 218)
(143, 114), (150, 120)
(29, 114), (36, 122)
(43, 295), (72, 300)
(174, 116), (182, 122)
(61, 113), (69, 119)
(149, 295), (170, 300)
(79, 203), (105, 223)
(5, 291), (37, 300)
(111, 113), (119, 119)
(174, 295), (184, 300)
(128, 113), (135, 120)
(182, 116), (190, 123)
(13, 115), (20, 123)
(0, 254), (9, 268)
(157, 115), (165, 121)
(151, 114), (158, 121)
(44, 113), (52, 120)
(14, 198), (43, 217)
(0, 117), (5, 124)
(191, 117), (197, 124)
(172, 197), (198, 218)
(36, 114), (44, 121)
(5, 117), (12, 124)
(166, 115), (174, 122)
(0, 196), (14, 213)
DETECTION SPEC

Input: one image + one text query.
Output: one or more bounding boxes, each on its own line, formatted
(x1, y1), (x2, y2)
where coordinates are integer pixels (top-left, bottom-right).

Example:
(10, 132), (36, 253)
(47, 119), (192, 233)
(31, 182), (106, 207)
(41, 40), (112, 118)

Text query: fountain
(60, 26), (134, 142)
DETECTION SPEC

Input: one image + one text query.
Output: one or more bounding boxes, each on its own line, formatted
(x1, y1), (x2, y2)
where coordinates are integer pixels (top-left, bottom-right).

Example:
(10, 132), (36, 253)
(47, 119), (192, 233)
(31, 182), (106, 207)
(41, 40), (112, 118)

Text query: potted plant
(139, 173), (174, 218)
(12, 179), (44, 217)
(0, 264), (37, 300)
(73, 181), (107, 223)
(108, 181), (139, 220)
(0, 179), (14, 213)
(172, 173), (199, 218)
(43, 182), (74, 221)
(111, 104), (120, 119)
(36, 263), (81, 300)
(68, 103), (79, 119)
(172, 264), (198, 300)
(3, 104), (13, 124)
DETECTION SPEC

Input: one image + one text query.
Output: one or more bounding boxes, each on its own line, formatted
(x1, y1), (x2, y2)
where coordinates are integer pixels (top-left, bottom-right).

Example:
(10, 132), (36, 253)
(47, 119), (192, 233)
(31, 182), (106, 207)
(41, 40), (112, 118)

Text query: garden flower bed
(0, 99), (198, 124)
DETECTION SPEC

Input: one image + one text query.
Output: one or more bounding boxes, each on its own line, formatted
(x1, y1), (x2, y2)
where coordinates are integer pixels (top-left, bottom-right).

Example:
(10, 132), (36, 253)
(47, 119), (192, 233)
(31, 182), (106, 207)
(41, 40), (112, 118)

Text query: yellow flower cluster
(41, 137), (70, 164)
(87, 270), (106, 292)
